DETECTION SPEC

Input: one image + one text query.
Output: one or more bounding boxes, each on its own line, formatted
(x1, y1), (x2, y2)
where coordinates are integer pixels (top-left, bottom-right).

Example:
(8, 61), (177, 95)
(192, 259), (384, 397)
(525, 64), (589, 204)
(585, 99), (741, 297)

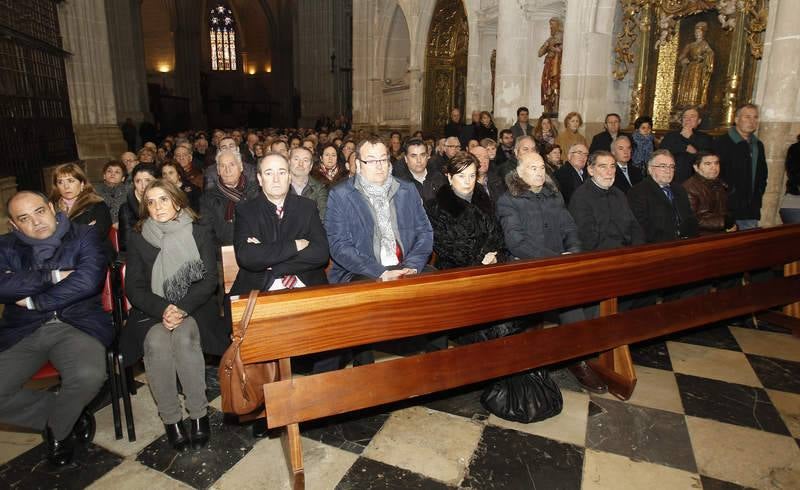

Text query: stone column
(493, 1), (532, 129)
(105, 0), (151, 126)
(753, 0), (800, 225)
(351, 0), (377, 131)
(0, 176), (17, 234)
(174, 0), (205, 129)
(57, 0), (127, 179)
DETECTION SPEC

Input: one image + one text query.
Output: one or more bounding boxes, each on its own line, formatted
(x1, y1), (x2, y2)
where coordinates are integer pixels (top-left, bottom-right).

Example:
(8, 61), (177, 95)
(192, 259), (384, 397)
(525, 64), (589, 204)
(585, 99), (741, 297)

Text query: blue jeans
(736, 219), (760, 230)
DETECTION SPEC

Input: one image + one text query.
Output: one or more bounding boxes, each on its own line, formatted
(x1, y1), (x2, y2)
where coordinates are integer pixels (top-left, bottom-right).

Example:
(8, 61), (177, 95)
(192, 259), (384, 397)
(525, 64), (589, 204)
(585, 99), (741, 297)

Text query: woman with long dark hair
(312, 143), (349, 188)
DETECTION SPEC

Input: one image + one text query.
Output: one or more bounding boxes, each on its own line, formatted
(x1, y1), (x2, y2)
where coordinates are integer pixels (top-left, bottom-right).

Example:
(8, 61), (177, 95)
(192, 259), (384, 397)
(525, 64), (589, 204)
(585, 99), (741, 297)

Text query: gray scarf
(357, 174), (398, 265)
(141, 210), (205, 303)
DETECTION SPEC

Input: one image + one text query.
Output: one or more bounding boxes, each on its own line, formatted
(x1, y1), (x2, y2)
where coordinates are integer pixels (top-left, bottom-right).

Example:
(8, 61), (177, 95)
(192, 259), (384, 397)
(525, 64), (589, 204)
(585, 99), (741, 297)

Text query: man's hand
(247, 237), (261, 244)
(685, 144), (697, 154)
(88, 220), (97, 226)
(295, 239), (309, 251)
(481, 251), (498, 265)
(15, 298), (27, 308)
(379, 268), (416, 281)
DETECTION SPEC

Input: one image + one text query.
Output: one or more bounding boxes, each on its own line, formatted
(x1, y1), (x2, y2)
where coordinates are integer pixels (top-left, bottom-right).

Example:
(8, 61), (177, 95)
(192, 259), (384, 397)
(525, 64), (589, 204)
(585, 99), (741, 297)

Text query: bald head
(7, 191), (58, 240)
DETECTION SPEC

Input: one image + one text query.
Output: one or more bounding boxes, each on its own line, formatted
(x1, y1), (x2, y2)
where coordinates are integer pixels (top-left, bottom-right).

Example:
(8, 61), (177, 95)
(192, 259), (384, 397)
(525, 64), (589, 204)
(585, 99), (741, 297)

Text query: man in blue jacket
(326, 135), (434, 364)
(0, 191), (111, 466)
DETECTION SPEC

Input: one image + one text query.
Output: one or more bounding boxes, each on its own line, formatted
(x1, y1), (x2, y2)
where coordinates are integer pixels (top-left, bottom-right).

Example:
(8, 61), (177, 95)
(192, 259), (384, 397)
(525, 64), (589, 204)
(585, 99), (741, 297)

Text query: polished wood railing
(228, 224), (800, 489)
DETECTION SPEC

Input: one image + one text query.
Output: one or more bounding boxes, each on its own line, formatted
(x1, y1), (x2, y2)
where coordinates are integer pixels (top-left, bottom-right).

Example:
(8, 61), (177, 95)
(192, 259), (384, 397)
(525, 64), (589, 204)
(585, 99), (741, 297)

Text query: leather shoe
(568, 361), (608, 394)
(43, 426), (75, 467)
(189, 414), (210, 449)
(72, 409), (96, 444)
(164, 421), (189, 452)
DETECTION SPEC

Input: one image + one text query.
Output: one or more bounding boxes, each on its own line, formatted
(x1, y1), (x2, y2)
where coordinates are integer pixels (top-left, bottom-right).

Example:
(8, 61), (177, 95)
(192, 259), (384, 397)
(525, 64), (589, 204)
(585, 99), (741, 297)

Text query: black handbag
(480, 369), (563, 423)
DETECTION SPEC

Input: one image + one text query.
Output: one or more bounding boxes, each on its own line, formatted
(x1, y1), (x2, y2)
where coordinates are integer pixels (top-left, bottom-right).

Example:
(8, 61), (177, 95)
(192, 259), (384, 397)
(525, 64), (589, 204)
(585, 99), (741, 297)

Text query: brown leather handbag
(219, 290), (277, 415)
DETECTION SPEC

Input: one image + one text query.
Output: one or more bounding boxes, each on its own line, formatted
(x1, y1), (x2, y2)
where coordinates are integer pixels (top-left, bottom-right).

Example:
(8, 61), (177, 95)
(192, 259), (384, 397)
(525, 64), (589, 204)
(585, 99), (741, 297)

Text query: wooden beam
(263, 275), (800, 428)
(238, 225), (800, 364)
(589, 298), (638, 400)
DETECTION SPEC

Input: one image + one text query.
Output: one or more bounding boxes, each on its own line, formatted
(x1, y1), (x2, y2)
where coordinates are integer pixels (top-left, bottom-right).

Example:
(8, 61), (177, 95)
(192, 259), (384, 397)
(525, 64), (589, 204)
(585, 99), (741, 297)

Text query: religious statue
(675, 21), (715, 109)
(537, 17), (563, 115)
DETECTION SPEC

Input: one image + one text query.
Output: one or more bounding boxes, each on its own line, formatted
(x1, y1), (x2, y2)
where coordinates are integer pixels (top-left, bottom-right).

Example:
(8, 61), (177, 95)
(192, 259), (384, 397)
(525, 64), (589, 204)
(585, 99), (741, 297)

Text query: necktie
(661, 185), (673, 202)
(621, 165), (630, 184)
(276, 205), (298, 288)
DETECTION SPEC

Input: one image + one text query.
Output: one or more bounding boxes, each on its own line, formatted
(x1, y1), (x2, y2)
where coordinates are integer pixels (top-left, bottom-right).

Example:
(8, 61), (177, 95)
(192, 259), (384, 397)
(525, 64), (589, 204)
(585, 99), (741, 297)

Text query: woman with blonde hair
(555, 111), (588, 154)
(50, 163), (113, 259)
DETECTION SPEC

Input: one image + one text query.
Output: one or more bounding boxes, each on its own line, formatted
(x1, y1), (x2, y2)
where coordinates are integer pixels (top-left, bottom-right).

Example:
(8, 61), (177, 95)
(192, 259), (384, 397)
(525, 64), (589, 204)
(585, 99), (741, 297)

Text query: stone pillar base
(0, 176), (19, 234)
(73, 124), (128, 183)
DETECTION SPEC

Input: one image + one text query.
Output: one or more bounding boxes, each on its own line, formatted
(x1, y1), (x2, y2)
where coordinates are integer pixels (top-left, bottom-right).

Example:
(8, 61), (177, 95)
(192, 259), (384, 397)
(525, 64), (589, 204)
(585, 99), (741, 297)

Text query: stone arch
(383, 6), (411, 84)
(422, 0), (469, 135)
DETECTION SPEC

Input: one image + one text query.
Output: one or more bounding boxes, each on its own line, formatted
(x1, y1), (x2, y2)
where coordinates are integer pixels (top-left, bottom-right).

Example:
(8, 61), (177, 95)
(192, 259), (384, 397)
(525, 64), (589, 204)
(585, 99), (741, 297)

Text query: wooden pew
(227, 225), (800, 489)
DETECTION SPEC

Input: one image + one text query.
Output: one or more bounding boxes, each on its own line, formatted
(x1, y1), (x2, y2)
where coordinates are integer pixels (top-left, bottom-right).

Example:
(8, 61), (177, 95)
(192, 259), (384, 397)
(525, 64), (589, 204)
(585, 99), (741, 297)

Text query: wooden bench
(225, 225), (800, 489)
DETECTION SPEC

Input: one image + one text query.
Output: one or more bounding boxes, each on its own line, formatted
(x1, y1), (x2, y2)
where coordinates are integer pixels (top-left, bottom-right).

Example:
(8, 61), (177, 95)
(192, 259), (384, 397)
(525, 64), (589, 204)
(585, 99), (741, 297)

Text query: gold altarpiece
(614, 0), (768, 131)
(422, 0), (469, 136)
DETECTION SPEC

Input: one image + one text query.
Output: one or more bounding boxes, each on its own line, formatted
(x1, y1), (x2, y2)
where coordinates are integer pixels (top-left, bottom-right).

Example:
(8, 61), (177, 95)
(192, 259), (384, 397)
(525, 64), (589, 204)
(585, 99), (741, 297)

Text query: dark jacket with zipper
(568, 179), (645, 251)
(0, 222), (112, 352)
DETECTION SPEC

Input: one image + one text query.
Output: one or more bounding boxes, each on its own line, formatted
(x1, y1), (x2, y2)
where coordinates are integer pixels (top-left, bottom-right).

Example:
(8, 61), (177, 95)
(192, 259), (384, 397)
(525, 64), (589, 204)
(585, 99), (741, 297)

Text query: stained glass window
(209, 2), (237, 71)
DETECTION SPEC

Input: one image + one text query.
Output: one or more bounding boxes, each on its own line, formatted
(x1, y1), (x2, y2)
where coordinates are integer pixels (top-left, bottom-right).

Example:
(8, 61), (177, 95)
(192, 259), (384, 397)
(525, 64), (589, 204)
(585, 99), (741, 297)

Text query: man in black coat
(200, 150), (260, 246)
(589, 113), (629, 154)
(231, 152), (331, 428)
(495, 129), (515, 170)
(568, 151), (644, 251)
(627, 150), (698, 244)
(444, 108), (464, 139)
(230, 152), (329, 295)
(0, 192), (110, 466)
(611, 135), (642, 194)
(660, 106), (713, 184)
(554, 143), (589, 205)
(712, 103), (768, 230)
(393, 138), (448, 203)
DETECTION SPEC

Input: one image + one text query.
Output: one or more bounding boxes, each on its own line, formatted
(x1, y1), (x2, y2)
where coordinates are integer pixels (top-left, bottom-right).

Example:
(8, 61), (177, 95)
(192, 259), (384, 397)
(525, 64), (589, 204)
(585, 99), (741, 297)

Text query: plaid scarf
(217, 174), (246, 221)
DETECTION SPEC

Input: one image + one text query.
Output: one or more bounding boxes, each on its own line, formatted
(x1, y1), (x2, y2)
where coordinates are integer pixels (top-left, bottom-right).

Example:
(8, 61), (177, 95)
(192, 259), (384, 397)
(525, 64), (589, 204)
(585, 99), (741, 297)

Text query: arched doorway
(422, 0), (468, 136)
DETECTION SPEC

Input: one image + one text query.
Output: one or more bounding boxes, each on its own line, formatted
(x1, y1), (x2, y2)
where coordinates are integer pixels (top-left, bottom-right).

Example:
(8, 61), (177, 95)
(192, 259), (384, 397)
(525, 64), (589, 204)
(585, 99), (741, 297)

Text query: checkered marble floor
(2, 319), (799, 489)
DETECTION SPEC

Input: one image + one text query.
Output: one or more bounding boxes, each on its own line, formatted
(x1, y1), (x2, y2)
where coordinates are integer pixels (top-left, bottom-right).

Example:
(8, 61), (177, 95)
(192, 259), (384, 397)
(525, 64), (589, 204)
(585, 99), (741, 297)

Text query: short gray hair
(646, 149), (675, 168)
(514, 135), (535, 153)
(216, 149), (242, 167)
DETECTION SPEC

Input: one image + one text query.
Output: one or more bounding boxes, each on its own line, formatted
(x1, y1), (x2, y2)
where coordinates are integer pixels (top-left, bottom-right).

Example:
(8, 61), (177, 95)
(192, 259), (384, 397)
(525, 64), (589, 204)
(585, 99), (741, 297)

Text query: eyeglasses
(570, 151), (589, 156)
(360, 158), (390, 167)
(445, 145), (461, 149)
(652, 164), (676, 170)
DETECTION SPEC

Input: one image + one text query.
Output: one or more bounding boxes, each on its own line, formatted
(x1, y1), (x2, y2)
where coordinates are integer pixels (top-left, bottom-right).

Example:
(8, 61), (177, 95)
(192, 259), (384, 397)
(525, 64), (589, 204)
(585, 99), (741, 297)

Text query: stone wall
(0, 177), (18, 234)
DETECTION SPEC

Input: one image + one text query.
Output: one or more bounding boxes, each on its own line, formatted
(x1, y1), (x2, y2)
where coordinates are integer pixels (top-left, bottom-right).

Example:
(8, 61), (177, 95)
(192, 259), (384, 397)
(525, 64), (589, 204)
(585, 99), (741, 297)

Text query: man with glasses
(627, 149), (698, 244)
(326, 135), (433, 285)
(554, 143), (589, 205)
(326, 135), (434, 365)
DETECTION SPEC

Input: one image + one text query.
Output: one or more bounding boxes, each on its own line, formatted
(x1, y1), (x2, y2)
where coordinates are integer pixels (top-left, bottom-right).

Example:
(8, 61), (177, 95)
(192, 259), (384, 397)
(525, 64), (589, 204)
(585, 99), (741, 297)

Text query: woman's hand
(481, 251), (498, 265)
(162, 304), (187, 330)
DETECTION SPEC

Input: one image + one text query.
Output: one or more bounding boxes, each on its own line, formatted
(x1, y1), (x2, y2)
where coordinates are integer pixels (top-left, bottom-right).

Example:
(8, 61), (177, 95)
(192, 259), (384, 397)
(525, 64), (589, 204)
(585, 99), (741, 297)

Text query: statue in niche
(675, 21), (715, 109)
(537, 17), (563, 115)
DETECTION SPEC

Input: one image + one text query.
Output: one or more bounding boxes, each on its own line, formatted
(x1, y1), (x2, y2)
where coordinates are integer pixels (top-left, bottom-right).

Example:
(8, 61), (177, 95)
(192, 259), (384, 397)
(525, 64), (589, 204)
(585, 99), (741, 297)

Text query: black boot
(72, 409), (96, 444)
(43, 426), (75, 467)
(252, 417), (268, 438)
(164, 421), (189, 452)
(189, 415), (210, 450)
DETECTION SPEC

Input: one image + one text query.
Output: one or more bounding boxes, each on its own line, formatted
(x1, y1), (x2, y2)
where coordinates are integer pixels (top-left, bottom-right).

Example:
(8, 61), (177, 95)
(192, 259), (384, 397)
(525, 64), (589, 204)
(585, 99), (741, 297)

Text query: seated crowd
(1, 102), (795, 467)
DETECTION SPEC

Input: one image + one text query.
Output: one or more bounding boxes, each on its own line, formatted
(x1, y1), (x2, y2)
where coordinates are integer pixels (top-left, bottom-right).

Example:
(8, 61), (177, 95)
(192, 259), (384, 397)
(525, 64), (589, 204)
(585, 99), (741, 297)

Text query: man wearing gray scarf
(326, 136), (435, 364)
(326, 136), (433, 284)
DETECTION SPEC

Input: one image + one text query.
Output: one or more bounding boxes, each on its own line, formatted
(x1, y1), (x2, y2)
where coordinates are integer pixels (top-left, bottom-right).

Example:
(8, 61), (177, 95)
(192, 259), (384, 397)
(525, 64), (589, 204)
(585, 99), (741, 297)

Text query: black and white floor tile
(2, 320), (799, 489)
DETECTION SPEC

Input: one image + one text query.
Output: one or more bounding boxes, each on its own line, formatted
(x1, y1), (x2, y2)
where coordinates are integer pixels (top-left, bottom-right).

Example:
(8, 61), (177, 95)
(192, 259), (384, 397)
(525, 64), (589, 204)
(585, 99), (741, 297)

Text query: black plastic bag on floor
(480, 369), (563, 423)
(452, 320), (523, 345)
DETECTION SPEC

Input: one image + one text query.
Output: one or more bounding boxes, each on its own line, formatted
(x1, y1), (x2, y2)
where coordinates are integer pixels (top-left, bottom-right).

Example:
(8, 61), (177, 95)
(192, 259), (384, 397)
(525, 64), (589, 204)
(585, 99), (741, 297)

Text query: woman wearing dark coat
(120, 180), (221, 452)
(50, 163), (113, 261)
(425, 152), (505, 270)
(475, 111), (498, 142)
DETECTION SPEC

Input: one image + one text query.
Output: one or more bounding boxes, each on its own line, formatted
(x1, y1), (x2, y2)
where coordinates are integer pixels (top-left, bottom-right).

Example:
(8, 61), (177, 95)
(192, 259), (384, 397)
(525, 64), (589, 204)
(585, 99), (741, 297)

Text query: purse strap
(235, 290), (261, 340)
